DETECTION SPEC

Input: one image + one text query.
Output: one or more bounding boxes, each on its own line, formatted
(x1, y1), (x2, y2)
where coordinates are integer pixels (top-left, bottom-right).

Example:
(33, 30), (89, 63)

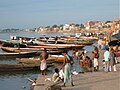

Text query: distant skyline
(0, 0), (119, 29)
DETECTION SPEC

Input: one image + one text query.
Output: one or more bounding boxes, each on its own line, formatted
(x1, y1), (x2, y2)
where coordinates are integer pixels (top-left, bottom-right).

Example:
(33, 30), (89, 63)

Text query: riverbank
(34, 50), (120, 90)
(35, 28), (111, 34)
(34, 69), (120, 90)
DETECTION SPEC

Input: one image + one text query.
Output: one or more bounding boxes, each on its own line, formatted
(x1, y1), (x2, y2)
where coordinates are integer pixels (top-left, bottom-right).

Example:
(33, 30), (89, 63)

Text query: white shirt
(104, 50), (110, 61)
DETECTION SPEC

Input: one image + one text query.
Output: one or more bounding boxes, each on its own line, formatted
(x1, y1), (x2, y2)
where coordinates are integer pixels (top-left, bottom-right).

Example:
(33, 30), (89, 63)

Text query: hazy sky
(0, 0), (119, 29)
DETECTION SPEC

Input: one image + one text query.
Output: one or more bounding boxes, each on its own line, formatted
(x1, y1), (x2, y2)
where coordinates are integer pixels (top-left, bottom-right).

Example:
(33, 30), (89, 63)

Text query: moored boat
(16, 58), (40, 65)
(0, 63), (54, 72)
(16, 57), (56, 65)
(0, 64), (39, 72)
(27, 45), (70, 50)
(0, 51), (37, 58)
(62, 40), (93, 45)
(36, 43), (85, 49)
(1, 46), (41, 52)
(0, 46), (65, 56)
(50, 55), (65, 63)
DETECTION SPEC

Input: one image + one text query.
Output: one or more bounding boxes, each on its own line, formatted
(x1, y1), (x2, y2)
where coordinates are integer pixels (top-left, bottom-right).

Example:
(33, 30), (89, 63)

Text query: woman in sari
(61, 50), (74, 87)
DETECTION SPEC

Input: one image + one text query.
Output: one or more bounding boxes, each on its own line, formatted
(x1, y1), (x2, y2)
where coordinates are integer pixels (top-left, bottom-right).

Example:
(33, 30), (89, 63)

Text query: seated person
(84, 56), (92, 72)
(79, 52), (85, 67)
(52, 68), (63, 83)
(59, 69), (64, 82)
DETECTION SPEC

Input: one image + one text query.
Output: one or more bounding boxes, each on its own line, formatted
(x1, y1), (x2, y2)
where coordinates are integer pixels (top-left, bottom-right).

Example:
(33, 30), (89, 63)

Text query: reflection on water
(0, 71), (40, 90)
(0, 58), (18, 64)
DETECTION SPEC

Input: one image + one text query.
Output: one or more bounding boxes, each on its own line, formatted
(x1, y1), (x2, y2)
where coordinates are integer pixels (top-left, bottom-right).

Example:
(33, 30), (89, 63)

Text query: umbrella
(112, 29), (120, 40)
(108, 34), (120, 46)
(108, 40), (120, 46)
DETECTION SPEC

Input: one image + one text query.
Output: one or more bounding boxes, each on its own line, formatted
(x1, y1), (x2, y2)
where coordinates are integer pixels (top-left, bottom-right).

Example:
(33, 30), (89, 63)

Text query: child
(59, 69), (64, 82)
(52, 68), (64, 83)
(84, 56), (92, 72)
(79, 52), (85, 67)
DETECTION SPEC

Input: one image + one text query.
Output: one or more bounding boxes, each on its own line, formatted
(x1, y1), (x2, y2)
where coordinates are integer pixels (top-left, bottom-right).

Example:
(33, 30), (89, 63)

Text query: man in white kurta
(104, 48), (110, 72)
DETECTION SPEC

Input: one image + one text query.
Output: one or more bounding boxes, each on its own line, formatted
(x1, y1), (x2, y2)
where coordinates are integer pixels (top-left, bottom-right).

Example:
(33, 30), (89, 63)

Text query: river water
(0, 32), (94, 90)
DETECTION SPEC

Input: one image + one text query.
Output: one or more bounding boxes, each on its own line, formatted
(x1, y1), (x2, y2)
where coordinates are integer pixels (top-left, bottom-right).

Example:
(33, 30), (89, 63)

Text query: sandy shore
(34, 50), (120, 90)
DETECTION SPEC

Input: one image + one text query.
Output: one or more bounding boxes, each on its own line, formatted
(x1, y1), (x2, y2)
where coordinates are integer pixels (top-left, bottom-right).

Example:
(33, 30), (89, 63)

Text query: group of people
(103, 47), (117, 72)
(52, 50), (74, 87)
(98, 37), (118, 72)
(39, 48), (74, 87)
(39, 44), (119, 87)
(52, 47), (100, 86)
(73, 45), (118, 73)
(72, 48), (95, 72)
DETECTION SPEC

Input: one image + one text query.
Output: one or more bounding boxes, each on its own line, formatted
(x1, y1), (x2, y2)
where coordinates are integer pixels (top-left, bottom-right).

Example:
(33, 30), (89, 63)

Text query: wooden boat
(62, 35), (98, 42)
(50, 55), (65, 63)
(47, 50), (64, 55)
(37, 37), (66, 44)
(1, 46), (41, 52)
(0, 46), (64, 56)
(32, 38), (85, 49)
(37, 37), (55, 44)
(16, 54), (65, 64)
(73, 41), (93, 45)
(27, 45), (70, 50)
(63, 35), (77, 40)
(1, 38), (37, 48)
(16, 58), (40, 65)
(0, 51), (37, 58)
(62, 40), (93, 45)
(1, 40), (27, 48)
(37, 43), (85, 49)
(0, 63), (53, 72)
(0, 64), (39, 72)
(16, 57), (56, 65)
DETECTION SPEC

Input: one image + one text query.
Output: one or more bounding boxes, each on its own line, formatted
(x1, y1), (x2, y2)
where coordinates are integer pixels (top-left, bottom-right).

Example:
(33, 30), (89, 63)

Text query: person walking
(61, 50), (74, 87)
(104, 48), (110, 72)
(40, 48), (48, 75)
(109, 48), (117, 71)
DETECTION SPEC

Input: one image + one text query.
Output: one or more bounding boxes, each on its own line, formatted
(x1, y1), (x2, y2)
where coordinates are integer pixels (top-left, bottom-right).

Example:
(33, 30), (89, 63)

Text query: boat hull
(16, 57), (55, 65)
(1, 46), (41, 52)
(0, 51), (37, 58)
(0, 64), (40, 72)
(0, 64), (53, 72)
(50, 55), (65, 63)
(37, 43), (85, 49)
